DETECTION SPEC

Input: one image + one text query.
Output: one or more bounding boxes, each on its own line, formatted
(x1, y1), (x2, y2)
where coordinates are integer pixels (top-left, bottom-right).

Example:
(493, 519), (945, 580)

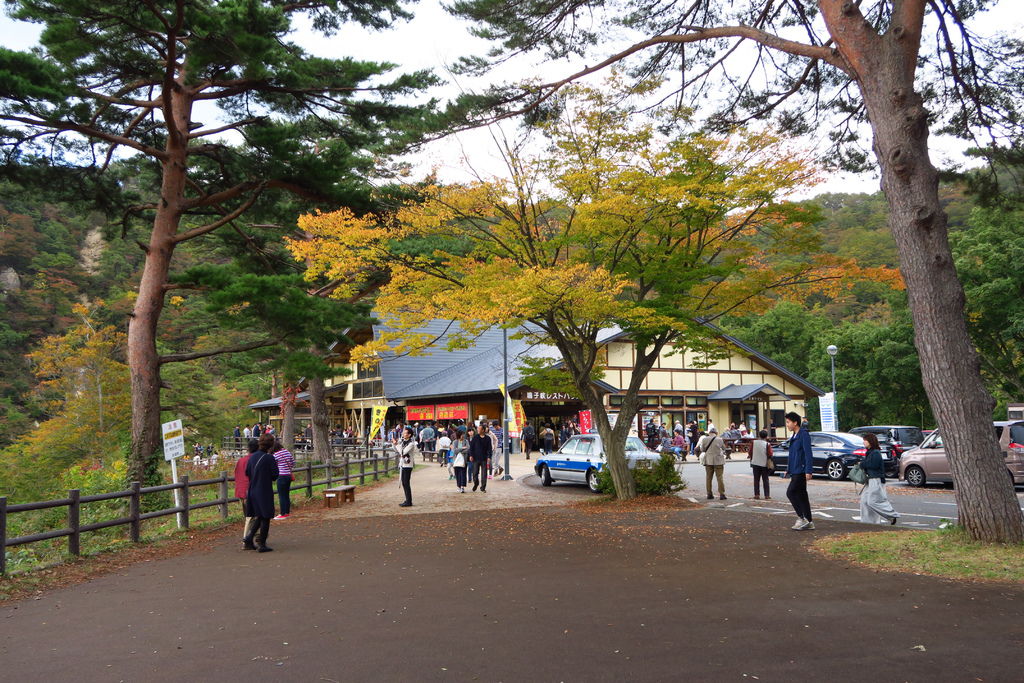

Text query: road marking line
(814, 512), (834, 518)
(750, 507), (787, 512)
(818, 505), (956, 520)
(687, 497), (699, 503)
(726, 502), (743, 508)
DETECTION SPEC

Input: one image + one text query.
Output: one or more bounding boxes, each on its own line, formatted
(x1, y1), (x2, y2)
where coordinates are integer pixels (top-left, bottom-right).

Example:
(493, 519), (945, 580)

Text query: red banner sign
(435, 403), (469, 420)
(406, 404), (435, 421)
(579, 410), (593, 433)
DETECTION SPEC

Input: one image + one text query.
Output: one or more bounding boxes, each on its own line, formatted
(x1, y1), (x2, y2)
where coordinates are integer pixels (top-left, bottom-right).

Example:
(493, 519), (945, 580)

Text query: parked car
(849, 425), (925, 459)
(771, 431), (899, 480)
(535, 434), (659, 492)
(899, 421), (1024, 487)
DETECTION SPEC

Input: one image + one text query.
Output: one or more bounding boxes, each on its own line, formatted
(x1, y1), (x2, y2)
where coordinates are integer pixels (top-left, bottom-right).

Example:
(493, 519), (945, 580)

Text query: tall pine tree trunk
(823, 1), (1024, 542)
(281, 383), (298, 451)
(127, 83), (191, 486)
(308, 377), (333, 463)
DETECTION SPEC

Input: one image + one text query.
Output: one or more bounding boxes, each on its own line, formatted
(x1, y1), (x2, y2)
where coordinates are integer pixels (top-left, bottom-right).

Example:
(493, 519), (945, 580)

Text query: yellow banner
(370, 404), (388, 440)
(510, 399), (527, 434)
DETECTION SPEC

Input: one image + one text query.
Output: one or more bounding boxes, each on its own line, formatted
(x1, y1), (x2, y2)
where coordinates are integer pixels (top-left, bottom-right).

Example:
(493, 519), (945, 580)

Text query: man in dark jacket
(784, 412), (815, 531)
(468, 424), (493, 492)
(244, 433), (279, 552)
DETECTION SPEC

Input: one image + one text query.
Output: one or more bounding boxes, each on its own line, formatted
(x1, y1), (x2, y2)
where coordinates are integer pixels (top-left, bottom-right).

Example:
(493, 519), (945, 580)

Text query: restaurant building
(251, 320), (822, 440)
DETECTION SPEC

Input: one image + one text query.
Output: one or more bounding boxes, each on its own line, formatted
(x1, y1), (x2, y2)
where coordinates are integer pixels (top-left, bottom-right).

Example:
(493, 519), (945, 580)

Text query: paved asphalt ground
(2, 454), (1023, 682)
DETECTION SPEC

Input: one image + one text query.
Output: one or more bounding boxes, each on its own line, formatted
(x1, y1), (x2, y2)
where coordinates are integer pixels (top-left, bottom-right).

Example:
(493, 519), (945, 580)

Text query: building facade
(251, 321), (822, 441)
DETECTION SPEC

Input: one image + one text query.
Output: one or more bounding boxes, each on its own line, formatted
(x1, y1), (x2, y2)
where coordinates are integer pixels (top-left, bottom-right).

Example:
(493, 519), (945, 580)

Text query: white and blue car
(535, 434), (659, 493)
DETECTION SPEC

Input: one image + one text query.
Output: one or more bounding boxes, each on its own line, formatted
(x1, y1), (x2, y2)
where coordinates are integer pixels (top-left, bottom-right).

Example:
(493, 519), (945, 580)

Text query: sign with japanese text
(161, 419), (185, 461)
(436, 403), (469, 420)
(578, 410), (593, 433)
(370, 405), (388, 439)
(521, 391), (576, 401)
(406, 404), (435, 421)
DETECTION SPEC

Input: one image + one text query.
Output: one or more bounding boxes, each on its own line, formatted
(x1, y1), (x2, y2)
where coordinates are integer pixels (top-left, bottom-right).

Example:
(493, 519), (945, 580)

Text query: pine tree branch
(159, 337), (280, 365)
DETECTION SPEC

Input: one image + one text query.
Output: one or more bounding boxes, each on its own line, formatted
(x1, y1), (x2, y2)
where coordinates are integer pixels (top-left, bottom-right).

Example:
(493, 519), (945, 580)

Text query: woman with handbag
(748, 430), (773, 500)
(452, 432), (469, 492)
(859, 432), (899, 525)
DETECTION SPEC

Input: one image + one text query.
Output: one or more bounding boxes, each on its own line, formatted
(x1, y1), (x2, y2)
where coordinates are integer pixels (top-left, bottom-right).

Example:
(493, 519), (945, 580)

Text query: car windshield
(898, 427), (924, 444)
(624, 437), (648, 453)
(921, 430), (943, 449)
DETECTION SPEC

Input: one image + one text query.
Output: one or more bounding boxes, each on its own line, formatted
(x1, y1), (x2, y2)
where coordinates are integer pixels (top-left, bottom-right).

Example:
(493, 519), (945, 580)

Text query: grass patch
(814, 527), (1024, 583)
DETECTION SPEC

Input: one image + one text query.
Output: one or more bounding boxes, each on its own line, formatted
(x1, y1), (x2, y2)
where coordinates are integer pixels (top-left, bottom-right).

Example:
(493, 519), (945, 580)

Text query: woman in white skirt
(859, 432), (900, 525)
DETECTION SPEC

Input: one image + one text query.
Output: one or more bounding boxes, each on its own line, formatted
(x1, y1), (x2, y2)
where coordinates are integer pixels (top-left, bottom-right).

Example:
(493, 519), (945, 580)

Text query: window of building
(356, 362), (380, 380)
(661, 396), (684, 406)
(351, 380), (383, 399)
(641, 396), (659, 406)
(685, 396), (708, 407)
(609, 395), (624, 406)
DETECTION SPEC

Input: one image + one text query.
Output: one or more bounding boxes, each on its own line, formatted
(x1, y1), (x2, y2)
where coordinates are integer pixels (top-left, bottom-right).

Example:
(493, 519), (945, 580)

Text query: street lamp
(826, 344), (838, 431)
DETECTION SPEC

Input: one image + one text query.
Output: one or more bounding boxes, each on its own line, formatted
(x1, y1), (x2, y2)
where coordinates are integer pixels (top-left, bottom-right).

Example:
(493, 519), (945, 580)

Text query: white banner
(819, 393), (837, 431)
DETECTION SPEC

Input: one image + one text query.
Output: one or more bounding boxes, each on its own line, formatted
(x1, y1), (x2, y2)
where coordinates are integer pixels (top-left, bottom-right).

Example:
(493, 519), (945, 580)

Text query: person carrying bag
(696, 427), (727, 500)
(748, 430), (774, 500)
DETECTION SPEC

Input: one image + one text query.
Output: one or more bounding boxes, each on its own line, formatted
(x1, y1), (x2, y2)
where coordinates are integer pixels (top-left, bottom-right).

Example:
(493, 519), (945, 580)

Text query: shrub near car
(772, 431), (899, 480)
(535, 434), (659, 492)
(899, 421), (1024, 487)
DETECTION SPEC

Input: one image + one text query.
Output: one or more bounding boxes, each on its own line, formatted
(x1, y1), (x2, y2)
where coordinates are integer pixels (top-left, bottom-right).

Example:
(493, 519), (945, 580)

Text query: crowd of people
(231, 434), (296, 552)
(227, 410), (900, 551)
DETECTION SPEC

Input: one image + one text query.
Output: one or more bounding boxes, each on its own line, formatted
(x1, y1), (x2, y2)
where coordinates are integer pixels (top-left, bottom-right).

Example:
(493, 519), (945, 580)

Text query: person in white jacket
(697, 427), (727, 501)
(397, 427), (417, 507)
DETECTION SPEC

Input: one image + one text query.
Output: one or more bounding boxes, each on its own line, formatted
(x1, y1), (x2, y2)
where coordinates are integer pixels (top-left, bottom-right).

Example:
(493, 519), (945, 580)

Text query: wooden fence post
(306, 462), (313, 497)
(326, 459), (333, 488)
(373, 451), (380, 481)
(344, 454), (351, 485)
(180, 476), (190, 529)
(129, 482), (141, 543)
(0, 496), (7, 575)
(359, 458), (366, 485)
(219, 471), (229, 519)
(68, 489), (81, 557)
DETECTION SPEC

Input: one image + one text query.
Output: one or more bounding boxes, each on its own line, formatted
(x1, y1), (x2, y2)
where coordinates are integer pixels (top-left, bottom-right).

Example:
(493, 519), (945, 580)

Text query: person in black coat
(468, 424), (493, 492)
(243, 433), (279, 552)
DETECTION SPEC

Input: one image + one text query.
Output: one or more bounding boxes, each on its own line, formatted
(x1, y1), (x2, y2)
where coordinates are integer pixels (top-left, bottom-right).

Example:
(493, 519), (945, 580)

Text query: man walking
(468, 424), (492, 492)
(521, 422), (536, 460)
(784, 412), (815, 530)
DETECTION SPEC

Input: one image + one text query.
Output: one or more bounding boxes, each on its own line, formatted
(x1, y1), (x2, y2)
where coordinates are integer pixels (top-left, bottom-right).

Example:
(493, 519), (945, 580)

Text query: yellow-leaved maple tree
(290, 79), (899, 499)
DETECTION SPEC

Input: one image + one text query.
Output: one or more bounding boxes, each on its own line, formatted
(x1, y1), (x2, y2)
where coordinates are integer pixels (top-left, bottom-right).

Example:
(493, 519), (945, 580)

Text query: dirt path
(2, 453), (1022, 682)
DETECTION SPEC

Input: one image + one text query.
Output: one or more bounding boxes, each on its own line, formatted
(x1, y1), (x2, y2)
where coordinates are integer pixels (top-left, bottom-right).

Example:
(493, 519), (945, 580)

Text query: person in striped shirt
(271, 440), (295, 520)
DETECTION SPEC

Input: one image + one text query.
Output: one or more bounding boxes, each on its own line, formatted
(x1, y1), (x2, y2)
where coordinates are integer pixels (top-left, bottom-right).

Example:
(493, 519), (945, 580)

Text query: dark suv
(849, 425), (925, 459)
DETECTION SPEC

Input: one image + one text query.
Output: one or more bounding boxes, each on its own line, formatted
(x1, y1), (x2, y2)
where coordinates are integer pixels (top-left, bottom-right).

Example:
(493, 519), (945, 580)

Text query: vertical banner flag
(819, 392), (837, 431)
(499, 383), (518, 434)
(370, 404), (388, 440)
(511, 400), (527, 436)
(578, 410), (593, 433)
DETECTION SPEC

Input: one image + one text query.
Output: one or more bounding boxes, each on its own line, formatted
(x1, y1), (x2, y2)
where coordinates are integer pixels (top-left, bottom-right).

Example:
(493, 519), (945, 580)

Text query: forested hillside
(724, 184), (1022, 429)
(1, 178), (1018, 497)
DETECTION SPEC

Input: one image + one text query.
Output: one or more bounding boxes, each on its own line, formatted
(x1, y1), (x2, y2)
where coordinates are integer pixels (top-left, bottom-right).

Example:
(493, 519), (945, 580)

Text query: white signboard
(162, 419), (185, 461)
(819, 393), (837, 431)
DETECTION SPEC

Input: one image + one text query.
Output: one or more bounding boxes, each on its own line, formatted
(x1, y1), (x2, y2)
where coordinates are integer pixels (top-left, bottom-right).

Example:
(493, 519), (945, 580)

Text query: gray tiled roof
(707, 383), (791, 401)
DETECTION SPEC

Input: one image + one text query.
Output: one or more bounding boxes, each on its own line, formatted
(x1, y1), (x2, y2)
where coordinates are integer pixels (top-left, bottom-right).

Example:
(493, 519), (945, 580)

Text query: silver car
(535, 434), (659, 492)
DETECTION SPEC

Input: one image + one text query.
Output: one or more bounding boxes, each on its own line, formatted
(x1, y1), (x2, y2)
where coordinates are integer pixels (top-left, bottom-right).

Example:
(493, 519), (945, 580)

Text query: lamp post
(826, 344), (838, 431)
(501, 327), (513, 480)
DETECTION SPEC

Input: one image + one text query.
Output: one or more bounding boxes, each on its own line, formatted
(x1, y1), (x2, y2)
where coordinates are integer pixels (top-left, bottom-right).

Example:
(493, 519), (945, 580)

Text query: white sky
(3, 2), (1023, 198)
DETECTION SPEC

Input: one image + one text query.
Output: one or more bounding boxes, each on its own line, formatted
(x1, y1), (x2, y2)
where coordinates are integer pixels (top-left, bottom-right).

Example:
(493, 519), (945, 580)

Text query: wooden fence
(0, 448), (397, 575)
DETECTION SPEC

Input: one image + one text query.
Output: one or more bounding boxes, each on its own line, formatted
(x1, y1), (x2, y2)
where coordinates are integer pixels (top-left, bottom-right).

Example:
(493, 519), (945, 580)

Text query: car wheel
(586, 468), (600, 493)
(904, 465), (926, 487)
(539, 465), (553, 486)
(825, 458), (846, 481)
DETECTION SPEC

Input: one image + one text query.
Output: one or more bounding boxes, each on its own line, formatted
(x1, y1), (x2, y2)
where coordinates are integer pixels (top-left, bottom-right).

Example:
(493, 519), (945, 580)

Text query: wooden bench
(324, 485), (356, 507)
